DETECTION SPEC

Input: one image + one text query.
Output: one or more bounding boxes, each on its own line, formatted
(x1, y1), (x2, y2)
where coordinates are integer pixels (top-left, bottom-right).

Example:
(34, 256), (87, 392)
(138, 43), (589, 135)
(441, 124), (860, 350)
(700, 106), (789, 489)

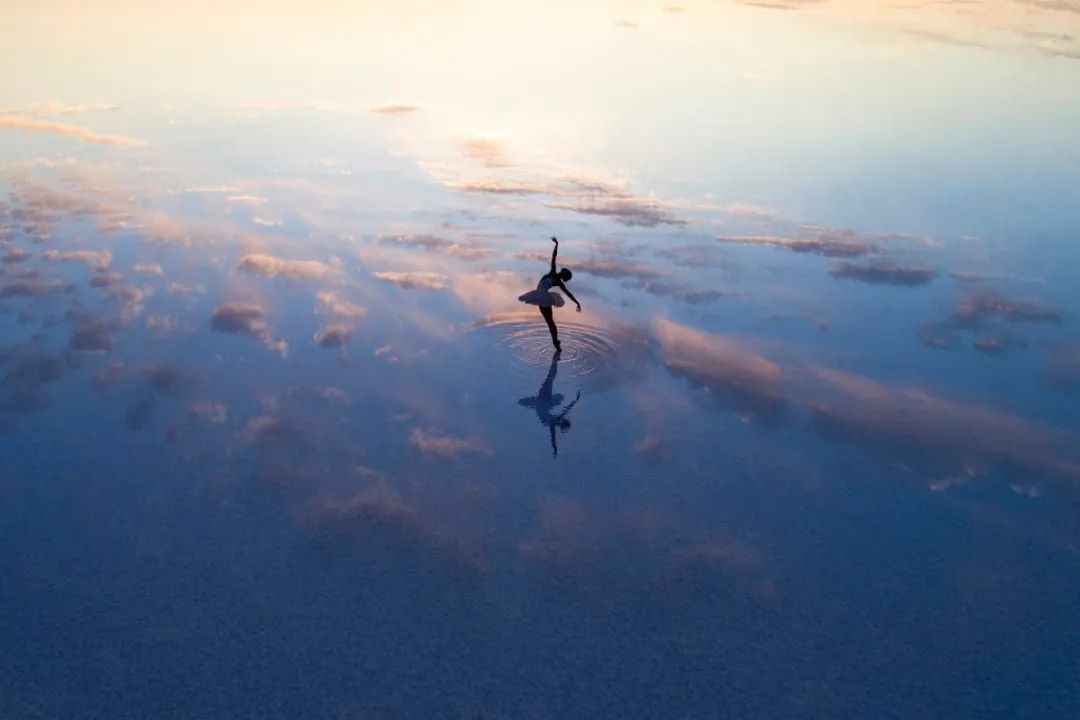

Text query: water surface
(2, 2), (1080, 718)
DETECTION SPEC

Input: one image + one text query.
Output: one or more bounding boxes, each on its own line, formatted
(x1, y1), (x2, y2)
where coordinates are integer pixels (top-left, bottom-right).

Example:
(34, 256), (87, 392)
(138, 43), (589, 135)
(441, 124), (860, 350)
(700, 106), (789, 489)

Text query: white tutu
(518, 289), (565, 307)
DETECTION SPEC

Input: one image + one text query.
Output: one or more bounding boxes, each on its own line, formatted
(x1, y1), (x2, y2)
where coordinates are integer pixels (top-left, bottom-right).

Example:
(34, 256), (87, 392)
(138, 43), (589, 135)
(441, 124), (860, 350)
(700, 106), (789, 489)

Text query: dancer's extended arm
(554, 391), (581, 421)
(556, 281), (581, 312)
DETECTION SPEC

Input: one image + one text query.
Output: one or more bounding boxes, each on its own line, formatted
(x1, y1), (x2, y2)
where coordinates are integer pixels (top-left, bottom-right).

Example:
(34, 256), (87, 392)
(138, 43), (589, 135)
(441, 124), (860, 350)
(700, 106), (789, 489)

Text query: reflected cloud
(189, 401), (227, 424)
(0, 338), (71, 416)
(806, 367), (1080, 480)
(0, 102), (117, 117)
(766, 311), (830, 332)
(716, 232), (873, 258)
(920, 288), (1063, 351)
(370, 104), (423, 116)
(136, 213), (192, 246)
(973, 333), (1028, 356)
(146, 314), (181, 337)
(133, 262), (164, 277)
(124, 364), (187, 431)
(167, 281), (206, 296)
(447, 180), (569, 196)
(301, 480), (490, 574)
(380, 233), (498, 261)
(515, 495), (769, 597)
(43, 249), (112, 269)
(314, 325), (351, 349)
(409, 427), (492, 457)
(237, 253), (338, 281)
(518, 498), (598, 582)
(666, 538), (775, 599)
(302, 481), (425, 538)
(734, 0), (1080, 61)
(949, 270), (1047, 286)
(634, 434), (665, 462)
(655, 244), (740, 272)
(546, 197), (686, 227)
(1019, 0), (1080, 15)
(5, 180), (127, 241)
(89, 271), (122, 288)
(573, 257), (667, 281)
(829, 260), (939, 286)
(316, 290), (366, 319)
(68, 314), (116, 352)
(234, 406), (316, 464)
(210, 302), (286, 354)
(639, 314), (1080, 482)
(226, 195), (269, 207)
(633, 280), (736, 305)
(951, 290), (1063, 327)
(450, 270), (526, 315)
(438, 160), (687, 228)
(654, 318), (785, 422)
(460, 138), (510, 168)
(374, 271), (449, 291)
(732, 0), (826, 9)
(0, 274), (72, 298)
(903, 28), (990, 50)
(0, 116), (146, 148)
(105, 284), (147, 319)
(2, 248), (31, 265)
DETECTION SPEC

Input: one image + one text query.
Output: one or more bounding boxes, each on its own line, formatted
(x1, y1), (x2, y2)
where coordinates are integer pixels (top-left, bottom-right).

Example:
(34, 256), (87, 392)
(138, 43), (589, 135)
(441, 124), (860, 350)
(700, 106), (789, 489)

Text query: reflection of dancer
(518, 236), (581, 352)
(517, 354), (581, 458)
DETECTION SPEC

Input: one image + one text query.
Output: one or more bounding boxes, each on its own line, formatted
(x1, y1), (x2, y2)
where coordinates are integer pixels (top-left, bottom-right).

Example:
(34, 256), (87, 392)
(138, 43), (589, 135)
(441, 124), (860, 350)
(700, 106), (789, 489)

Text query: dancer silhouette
(517, 236), (581, 352)
(517, 354), (581, 458)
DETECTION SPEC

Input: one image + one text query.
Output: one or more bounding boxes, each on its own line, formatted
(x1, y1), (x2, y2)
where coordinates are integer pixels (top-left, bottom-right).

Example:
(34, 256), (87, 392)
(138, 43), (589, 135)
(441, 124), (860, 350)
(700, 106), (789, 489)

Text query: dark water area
(2, 199), (1078, 717)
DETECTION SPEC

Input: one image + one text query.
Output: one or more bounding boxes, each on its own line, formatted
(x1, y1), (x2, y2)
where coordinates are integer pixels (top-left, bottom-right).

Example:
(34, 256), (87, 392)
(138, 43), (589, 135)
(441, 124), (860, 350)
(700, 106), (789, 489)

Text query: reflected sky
(2, 2), (1080, 718)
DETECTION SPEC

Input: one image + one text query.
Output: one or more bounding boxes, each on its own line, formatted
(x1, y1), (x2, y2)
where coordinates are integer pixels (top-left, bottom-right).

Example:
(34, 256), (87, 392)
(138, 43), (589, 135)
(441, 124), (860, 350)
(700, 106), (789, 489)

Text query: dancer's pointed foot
(553, 339), (562, 353)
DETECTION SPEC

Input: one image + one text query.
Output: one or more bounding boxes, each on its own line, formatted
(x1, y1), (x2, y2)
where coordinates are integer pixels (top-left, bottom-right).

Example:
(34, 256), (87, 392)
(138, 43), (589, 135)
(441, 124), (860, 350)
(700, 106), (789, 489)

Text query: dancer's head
(558, 268), (573, 282)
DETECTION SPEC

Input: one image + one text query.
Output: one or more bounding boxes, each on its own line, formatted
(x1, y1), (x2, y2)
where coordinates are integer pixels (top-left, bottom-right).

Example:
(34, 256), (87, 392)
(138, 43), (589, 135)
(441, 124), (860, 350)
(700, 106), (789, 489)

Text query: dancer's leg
(540, 306), (560, 351)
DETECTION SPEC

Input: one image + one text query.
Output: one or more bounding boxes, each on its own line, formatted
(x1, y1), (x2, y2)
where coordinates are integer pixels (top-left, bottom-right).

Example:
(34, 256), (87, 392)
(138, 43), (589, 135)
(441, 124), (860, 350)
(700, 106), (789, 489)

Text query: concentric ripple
(475, 312), (653, 386)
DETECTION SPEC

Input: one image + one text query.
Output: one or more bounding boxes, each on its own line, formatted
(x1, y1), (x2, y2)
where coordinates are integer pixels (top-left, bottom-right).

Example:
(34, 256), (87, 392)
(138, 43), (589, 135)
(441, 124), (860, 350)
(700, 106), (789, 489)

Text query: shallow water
(3, 2), (1080, 718)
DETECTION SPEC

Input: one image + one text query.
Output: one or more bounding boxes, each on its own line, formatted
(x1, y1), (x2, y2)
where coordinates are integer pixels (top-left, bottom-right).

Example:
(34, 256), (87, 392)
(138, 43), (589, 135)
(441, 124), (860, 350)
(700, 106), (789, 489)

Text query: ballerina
(517, 236), (581, 352)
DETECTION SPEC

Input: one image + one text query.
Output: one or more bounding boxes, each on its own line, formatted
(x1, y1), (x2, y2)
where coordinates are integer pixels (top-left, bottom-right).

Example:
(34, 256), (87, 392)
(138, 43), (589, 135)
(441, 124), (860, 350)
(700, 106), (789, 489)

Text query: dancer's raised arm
(550, 236), (558, 274)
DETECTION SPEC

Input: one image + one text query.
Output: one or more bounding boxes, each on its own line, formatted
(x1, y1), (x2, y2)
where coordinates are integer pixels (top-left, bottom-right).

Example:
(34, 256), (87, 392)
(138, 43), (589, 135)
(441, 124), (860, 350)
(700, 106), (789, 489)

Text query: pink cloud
(237, 254), (338, 281)
(301, 481), (490, 574)
(370, 104), (423, 116)
(654, 318), (785, 421)
(459, 138), (510, 168)
(0, 116), (145, 147)
(409, 427), (492, 457)
(807, 367), (1080, 480)
(374, 271), (449, 291)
